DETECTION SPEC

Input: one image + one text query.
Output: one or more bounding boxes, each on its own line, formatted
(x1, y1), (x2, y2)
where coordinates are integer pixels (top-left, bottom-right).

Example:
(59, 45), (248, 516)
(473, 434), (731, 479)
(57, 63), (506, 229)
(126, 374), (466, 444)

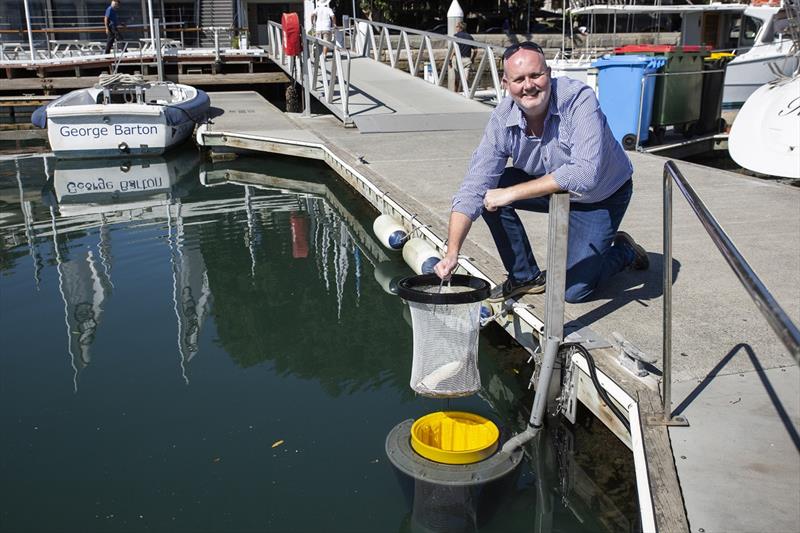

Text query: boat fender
(373, 214), (408, 250)
(281, 12), (302, 57)
(402, 238), (441, 275)
(118, 142), (130, 153)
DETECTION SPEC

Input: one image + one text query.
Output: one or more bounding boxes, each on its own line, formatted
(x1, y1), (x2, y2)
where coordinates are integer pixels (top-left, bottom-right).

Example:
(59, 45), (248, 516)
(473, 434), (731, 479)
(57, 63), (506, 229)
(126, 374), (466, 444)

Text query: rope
(97, 73), (144, 87)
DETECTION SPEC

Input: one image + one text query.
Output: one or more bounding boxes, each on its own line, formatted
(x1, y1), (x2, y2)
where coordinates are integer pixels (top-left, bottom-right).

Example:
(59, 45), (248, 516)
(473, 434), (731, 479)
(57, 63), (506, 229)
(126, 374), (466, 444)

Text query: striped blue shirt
(452, 76), (633, 221)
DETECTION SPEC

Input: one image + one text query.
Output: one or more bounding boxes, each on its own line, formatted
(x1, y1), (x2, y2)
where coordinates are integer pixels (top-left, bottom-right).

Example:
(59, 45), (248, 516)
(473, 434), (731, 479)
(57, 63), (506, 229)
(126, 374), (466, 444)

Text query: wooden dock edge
(199, 128), (690, 532)
(637, 389), (691, 533)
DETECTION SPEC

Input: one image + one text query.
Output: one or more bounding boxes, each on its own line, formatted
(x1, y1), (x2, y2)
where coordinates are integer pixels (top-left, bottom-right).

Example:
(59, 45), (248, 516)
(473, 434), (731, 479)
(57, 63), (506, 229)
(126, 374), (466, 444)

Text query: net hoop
(397, 274), (490, 305)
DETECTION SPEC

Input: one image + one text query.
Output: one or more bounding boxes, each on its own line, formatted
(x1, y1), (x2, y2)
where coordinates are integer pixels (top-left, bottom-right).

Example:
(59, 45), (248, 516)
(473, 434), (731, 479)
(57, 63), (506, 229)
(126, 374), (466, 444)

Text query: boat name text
(59, 124), (159, 138)
(777, 96), (800, 118)
(66, 177), (165, 193)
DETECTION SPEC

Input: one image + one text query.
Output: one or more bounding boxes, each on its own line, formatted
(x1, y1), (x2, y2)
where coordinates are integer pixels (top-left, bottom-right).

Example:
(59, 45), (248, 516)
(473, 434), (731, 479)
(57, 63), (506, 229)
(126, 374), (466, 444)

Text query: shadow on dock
(673, 342), (800, 452)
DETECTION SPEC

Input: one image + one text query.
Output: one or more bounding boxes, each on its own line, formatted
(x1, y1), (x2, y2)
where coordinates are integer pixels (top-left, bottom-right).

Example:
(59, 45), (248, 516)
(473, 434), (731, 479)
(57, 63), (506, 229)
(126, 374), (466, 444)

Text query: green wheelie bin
(615, 45), (708, 137)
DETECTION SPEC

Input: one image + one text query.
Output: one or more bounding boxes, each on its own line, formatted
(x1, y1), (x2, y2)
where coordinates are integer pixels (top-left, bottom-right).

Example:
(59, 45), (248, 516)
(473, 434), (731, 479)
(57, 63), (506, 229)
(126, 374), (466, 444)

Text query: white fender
(372, 214), (408, 250)
(402, 238), (441, 275)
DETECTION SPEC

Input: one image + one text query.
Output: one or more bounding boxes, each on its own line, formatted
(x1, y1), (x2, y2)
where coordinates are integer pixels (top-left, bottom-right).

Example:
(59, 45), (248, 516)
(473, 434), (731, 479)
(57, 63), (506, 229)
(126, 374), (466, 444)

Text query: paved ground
(204, 91), (800, 533)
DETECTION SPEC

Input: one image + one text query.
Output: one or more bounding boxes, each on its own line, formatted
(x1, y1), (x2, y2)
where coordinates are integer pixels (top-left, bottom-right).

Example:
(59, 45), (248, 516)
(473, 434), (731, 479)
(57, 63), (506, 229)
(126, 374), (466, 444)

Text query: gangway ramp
(265, 22), (493, 133)
(340, 57), (492, 133)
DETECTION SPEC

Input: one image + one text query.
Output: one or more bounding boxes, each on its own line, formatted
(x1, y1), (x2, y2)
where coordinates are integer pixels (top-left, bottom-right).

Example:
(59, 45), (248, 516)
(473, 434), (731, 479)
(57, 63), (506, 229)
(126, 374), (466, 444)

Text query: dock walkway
(199, 89), (799, 533)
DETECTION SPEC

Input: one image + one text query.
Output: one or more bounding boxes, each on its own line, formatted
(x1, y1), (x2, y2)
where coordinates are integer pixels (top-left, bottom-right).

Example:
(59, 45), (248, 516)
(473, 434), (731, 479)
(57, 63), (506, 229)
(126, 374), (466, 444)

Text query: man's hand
(434, 253), (458, 280)
(483, 187), (515, 211)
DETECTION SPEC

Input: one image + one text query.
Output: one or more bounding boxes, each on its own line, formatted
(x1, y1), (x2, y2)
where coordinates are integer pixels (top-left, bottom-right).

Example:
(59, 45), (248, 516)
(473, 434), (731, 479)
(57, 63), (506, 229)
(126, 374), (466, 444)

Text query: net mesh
(408, 284), (481, 397)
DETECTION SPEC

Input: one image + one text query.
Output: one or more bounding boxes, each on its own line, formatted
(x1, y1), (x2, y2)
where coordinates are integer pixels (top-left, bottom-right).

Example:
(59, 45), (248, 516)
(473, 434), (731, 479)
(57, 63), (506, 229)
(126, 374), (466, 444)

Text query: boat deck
(199, 91), (800, 533)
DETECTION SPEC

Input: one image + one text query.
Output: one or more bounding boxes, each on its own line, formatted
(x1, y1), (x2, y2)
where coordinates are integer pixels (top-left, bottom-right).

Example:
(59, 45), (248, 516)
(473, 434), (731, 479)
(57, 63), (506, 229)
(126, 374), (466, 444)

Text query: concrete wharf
(197, 20), (799, 528)
(198, 86), (799, 533)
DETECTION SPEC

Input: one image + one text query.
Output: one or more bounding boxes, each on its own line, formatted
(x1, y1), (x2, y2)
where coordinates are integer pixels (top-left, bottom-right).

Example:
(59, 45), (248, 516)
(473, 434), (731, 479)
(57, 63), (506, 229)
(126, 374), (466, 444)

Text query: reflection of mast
(97, 214), (114, 288)
(167, 197), (212, 384)
(15, 158), (43, 289)
(168, 200), (189, 385)
(335, 222), (349, 320)
(49, 205), (110, 392)
(244, 185), (257, 279)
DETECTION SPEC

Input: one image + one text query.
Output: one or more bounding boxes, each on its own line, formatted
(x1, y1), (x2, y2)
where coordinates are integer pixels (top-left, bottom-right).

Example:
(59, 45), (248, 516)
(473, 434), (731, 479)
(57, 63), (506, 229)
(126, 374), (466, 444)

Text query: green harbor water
(0, 147), (639, 533)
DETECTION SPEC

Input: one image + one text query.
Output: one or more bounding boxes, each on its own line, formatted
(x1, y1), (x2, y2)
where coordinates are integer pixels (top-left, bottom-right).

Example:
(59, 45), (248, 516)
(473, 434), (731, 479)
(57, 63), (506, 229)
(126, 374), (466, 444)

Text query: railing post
(650, 164), (689, 427)
(663, 165), (674, 418)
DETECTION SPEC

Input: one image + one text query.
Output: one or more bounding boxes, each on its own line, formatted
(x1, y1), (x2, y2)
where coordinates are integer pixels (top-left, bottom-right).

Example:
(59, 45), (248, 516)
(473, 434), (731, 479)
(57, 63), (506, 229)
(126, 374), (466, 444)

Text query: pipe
(501, 336), (561, 453)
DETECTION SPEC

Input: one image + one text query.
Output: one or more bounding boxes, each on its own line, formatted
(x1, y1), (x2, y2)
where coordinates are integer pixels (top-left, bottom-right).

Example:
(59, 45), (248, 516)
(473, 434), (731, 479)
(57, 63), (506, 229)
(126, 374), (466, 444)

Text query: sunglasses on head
(503, 41), (545, 60)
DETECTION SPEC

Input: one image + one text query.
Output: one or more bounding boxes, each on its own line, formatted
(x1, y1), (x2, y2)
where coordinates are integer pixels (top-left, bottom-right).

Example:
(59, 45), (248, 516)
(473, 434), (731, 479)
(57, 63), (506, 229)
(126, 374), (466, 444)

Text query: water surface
(0, 149), (638, 532)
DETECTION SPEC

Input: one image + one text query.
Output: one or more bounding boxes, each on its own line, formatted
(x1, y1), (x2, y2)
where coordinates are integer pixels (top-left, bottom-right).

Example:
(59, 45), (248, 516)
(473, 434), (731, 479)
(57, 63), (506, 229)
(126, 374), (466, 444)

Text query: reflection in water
(0, 152), (638, 533)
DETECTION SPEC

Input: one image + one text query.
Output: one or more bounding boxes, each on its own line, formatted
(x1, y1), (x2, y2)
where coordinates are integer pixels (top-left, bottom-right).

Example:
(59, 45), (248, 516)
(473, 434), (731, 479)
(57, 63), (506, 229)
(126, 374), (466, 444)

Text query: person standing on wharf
(434, 42), (649, 303)
(104, 0), (124, 54)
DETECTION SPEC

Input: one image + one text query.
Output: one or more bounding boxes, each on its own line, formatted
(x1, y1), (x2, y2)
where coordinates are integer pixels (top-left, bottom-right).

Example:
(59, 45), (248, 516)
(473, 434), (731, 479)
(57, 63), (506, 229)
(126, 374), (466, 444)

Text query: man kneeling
(434, 42), (648, 303)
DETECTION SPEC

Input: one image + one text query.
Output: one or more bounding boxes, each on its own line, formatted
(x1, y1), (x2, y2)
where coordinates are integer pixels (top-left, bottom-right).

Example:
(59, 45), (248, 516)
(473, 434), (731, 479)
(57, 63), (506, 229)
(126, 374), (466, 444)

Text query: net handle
(396, 274), (490, 304)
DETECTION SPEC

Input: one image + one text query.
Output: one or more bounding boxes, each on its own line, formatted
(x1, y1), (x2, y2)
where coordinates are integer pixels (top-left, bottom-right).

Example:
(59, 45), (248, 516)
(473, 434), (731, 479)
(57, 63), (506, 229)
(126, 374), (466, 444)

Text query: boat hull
(728, 76), (800, 178)
(722, 40), (799, 110)
(46, 104), (195, 159)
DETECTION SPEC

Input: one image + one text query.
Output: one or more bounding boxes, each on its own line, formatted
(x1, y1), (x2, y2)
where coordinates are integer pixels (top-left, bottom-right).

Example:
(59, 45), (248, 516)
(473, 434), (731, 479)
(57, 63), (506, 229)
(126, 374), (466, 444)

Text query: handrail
(351, 18), (505, 103)
(266, 21), (352, 123)
(111, 40), (128, 74)
(660, 160), (800, 421)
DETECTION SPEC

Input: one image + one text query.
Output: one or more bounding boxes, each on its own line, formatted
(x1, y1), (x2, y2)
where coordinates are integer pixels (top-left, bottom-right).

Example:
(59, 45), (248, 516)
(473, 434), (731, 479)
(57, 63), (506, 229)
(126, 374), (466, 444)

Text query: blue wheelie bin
(591, 55), (666, 150)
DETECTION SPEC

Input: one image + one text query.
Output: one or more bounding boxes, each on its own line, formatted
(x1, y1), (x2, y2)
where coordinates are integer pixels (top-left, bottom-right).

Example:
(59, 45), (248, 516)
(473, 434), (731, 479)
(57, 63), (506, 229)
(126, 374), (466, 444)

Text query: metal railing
(658, 160), (800, 424)
(351, 18), (506, 102)
(267, 21), (352, 123)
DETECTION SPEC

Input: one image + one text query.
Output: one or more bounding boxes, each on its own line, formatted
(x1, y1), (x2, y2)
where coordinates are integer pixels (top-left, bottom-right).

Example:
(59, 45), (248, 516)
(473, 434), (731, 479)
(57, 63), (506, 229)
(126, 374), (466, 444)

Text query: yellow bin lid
(410, 411), (500, 465)
(709, 52), (735, 60)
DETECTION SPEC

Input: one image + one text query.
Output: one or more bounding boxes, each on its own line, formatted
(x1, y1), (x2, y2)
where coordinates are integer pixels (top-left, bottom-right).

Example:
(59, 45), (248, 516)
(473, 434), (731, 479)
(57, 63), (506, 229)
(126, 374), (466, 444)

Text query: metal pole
(154, 17), (164, 81)
(635, 74), (646, 150)
(500, 191), (570, 454)
(527, 0), (531, 34)
(23, 0), (36, 63)
(544, 192), (569, 342)
(301, 33), (311, 117)
(147, 0), (155, 44)
(662, 165), (673, 422)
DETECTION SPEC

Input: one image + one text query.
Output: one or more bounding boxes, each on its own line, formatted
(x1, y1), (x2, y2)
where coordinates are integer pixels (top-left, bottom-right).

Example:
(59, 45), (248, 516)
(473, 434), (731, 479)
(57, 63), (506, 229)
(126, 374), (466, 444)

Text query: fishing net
(397, 274), (490, 398)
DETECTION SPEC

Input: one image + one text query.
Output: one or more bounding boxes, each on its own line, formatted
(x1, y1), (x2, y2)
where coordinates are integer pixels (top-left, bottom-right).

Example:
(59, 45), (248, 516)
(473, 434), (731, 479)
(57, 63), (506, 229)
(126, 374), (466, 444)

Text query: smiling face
(502, 48), (551, 120)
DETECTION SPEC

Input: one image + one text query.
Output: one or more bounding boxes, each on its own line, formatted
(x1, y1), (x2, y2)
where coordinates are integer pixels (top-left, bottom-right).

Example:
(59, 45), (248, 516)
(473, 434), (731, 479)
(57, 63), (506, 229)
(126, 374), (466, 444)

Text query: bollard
(446, 0), (463, 92)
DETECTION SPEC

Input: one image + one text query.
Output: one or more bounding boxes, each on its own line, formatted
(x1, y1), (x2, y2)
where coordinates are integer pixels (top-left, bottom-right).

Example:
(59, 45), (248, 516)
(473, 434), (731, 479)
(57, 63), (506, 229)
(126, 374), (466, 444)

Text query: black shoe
(486, 272), (546, 302)
(615, 231), (649, 270)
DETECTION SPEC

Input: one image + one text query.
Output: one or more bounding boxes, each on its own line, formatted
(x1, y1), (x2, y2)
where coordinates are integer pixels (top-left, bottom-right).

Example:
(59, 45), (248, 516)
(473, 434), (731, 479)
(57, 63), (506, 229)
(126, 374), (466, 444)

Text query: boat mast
(22, 0), (36, 63)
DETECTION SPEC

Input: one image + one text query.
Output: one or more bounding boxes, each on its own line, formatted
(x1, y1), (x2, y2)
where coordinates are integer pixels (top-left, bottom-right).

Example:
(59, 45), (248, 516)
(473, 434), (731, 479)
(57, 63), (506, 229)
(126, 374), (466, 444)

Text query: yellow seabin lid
(410, 411), (499, 465)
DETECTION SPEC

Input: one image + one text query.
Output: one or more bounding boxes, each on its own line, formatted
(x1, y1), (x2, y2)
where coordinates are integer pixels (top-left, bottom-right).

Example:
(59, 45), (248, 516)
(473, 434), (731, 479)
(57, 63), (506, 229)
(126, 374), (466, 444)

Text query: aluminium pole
(147, 0), (156, 45)
(23, 0), (36, 64)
